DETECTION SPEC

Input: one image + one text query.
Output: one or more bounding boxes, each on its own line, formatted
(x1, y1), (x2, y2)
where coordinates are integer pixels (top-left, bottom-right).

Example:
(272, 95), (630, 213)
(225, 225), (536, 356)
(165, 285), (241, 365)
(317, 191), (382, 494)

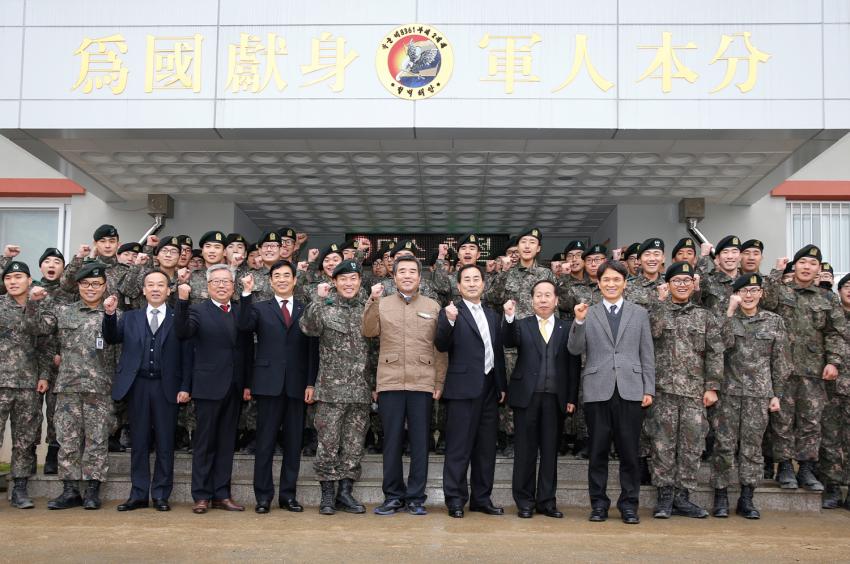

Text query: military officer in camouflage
(623, 242), (642, 276)
(696, 235), (742, 317)
(60, 224), (129, 310)
(625, 238), (666, 310)
(556, 240), (588, 315)
(648, 261), (724, 519)
(116, 242), (141, 266)
(710, 273), (790, 519)
(671, 238), (697, 268)
(559, 244), (606, 314)
(740, 239), (765, 276)
(185, 230), (227, 305)
(119, 236), (185, 311)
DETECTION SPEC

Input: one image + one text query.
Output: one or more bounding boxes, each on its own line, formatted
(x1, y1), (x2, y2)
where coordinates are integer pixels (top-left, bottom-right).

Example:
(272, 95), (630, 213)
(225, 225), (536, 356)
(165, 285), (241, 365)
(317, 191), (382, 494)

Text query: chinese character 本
(637, 32), (698, 93)
(552, 34), (614, 93)
(479, 33), (541, 94)
(709, 32), (771, 93)
(145, 34), (203, 93)
(300, 32), (358, 92)
(225, 33), (288, 93)
(71, 34), (129, 94)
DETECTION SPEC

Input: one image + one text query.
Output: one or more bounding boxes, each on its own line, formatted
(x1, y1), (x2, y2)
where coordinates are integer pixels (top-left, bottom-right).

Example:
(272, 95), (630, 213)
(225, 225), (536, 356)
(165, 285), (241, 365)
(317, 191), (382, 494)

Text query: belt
(137, 371), (162, 380)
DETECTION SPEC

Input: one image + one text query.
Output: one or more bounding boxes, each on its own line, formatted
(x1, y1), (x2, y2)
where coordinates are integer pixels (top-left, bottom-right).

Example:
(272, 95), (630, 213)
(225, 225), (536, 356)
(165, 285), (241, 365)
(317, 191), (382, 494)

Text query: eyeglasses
(208, 279), (233, 287)
(158, 248), (179, 257)
(261, 243), (280, 250)
(78, 281), (104, 289)
(585, 257), (605, 264)
(738, 287), (762, 296)
(669, 278), (694, 287)
(280, 240), (295, 247)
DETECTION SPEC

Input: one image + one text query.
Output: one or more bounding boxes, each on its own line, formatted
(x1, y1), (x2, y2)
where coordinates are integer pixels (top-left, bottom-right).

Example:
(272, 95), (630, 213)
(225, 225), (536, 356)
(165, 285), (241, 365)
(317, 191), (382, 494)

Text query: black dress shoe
(153, 499), (170, 512)
(116, 498), (149, 512)
(374, 499), (406, 515)
(589, 507), (608, 522)
(621, 507), (640, 524)
(448, 507), (464, 518)
(469, 504), (504, 515)
(517, 507), (534, 519)
(255, 501), (270, 514)
(279, 498), (304, 512)
(538, 506), (564, 518)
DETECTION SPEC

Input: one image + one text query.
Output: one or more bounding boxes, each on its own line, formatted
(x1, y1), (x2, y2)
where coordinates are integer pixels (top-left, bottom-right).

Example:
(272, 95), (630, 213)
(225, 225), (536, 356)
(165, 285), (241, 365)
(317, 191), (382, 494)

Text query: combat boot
(47, 480), (82, 510)
(10, 478), (34, 509)
(822, 483), (843, 509)
(319, 481), (336, 515)
(335, 479), (366, 514)
(83, 480), (102, 510)
(763, 456), (774, 480)
(29, 445), (37, 475)
(639, 457), (652, 486)
(711, 488), (729, 518)
(775, 460), (798, 489)
(502, 435), (514, 458)
(496, 431), (507, 456)
(672, 488), (708, 518)
(435, 432), (446, 455)
(652, 485), (674, 519)
(302, 429), (318, 457)
(43, 443), (59, 475)
(736, 485), (760, 519)
(796, 460), (824, 491)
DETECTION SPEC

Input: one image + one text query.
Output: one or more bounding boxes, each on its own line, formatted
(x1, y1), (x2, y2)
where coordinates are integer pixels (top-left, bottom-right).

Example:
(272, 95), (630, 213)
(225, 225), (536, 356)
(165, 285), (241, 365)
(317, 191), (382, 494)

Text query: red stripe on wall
(0, 179), (86, 197)
(771, 180), (850, 201)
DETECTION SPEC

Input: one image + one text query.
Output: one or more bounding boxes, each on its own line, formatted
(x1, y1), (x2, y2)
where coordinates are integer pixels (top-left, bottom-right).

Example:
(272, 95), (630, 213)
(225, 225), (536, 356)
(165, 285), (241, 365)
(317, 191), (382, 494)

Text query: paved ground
(1, 500), (849, 562)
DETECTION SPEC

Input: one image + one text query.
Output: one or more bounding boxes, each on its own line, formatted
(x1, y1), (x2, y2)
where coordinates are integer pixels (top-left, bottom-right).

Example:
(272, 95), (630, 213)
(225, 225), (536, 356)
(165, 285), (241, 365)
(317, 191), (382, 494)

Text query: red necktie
(281, 299), (292, 328)
(220, 304), (230, 313)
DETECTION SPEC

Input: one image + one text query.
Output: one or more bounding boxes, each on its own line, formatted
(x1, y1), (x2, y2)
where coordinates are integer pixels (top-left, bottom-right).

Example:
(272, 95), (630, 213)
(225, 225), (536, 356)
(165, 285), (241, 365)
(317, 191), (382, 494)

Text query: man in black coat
(435, 264), (507, 518)
(237, 261), (318, 514)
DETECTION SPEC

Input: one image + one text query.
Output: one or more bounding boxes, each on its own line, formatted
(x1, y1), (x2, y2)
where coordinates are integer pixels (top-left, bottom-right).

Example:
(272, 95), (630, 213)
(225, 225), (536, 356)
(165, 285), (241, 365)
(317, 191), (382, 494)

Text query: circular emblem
(376, 24), (454, 100)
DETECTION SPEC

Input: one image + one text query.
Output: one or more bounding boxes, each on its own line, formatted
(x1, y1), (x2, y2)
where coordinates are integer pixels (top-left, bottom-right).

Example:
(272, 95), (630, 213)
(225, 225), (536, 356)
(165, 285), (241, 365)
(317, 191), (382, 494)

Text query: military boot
(10, 478), (34, 509)
(639, 457), (652, 486)
(47, 480), (82, 510)
(435, 432), (446, 455)
(335, 479), (366, 514)
(736, 485), (760, 519)
(822, 483), (843, 509)
(29, 445), (37, 475)
(775, 460), (798, 489)
(711, 488), (729, 518)
(319, 481), (336, 515)
(43, 443), (59, 475)
(83, 480), (102, 510)
(796, 460), (824, 491)
(502, 435), (514, 458)
(672, 488), (708, 518)
(652, 486), (674, 519)
(302, 429), (318, 457)
(762, 456), (774, 480)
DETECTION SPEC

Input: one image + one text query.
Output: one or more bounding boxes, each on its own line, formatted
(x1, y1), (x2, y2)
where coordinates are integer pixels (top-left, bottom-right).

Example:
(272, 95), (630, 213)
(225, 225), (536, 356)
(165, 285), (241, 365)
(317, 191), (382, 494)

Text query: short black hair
(269, 260), (295, 277)
(456, 263), (484, 282)
(142, 269), (169, 284)
(392, 255), (421, 275)
(530, 279), (556, 296)
(597, 260), (628, 281)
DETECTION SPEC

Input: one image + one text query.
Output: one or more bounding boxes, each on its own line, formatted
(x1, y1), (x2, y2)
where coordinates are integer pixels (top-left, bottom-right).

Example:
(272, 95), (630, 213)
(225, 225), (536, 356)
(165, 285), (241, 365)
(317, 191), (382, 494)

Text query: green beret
(117, 242), (141, 255)
(457, 234), (480, 248)
(783, 262), (795, 275)
(332, 260), (361, 278)
(378, 241), (393, 256)
(793, 244), (822, 264)
(39, 248), (65, 266)
(75, 261), (108, 282)
(582, 244), (607, 259)
(732, 273), (763, 292)
(671, 237), (696, 257)
(664, 261), (695, 282)
(199, 230), (226, 247)
(624, 242), (641, 259)
(564, 240), (586, 254)
(2, 261), (30, 278)
(390, 239), (416, 258)
(741, 239), (764, 252)
(276, 227), (297, 241)
(715, 235), (742, 253)
(503, 237), (519, 254)
(248, 241), (260, 254)
(517, 227), (542, 242)
(225, 233), (246, 247)
(640, 237), (665, 256)
(93, 224), (118, 241)
(191, 249), (202, 259)
(155, 236), (180, 255)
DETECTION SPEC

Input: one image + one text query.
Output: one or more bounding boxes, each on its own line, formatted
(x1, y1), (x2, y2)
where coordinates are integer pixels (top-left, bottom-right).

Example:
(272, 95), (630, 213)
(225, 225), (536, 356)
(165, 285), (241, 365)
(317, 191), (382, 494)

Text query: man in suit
(103, 270), (190, 512)
(568, 260), (655, 525)
(237, 261), (318, 514)
(175, 264), (250, 514)
(502, 279), (577, 518)
(435, 264), (507, 518)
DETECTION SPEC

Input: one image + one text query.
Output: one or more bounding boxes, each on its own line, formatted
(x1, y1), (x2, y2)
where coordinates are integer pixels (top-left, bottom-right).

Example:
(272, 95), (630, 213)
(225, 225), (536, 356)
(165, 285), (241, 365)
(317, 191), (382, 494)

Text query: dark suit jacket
(435, 301), (507, 400)
(174, 298), (251, 401)
(502, 314), (578, 413)
(235, 293), (319, 398)
(103, 305), (190, 403)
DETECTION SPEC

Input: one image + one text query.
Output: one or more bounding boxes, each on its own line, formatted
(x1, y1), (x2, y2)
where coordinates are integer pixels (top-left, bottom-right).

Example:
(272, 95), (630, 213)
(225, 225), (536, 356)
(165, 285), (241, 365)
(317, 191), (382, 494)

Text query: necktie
(610, 304), (618, 315)
(472, 304), (494, 374)
(149, 308), (159, 334)
(539, 317), (550, 343)
(281, 299), (292, 328)
(220, 304), (230, 313)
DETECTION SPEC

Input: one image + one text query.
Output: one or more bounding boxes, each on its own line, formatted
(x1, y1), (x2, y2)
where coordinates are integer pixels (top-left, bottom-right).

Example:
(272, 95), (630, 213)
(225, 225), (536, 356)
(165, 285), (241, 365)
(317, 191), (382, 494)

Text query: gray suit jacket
(567, 300), (655, 403)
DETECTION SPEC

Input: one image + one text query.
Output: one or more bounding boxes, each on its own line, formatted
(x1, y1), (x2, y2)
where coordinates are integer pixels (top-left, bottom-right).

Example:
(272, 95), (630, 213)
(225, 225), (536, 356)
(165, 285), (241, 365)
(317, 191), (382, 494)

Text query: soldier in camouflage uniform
(27, 262), (118, 510)
(300, 260), (376, 515)
(648, 261), (724, 519)
(696, 235), (742, 317)
(761, 244), (846, 491)
(740, 239), (765, 276)
(118, 236), (184, 311)
(710, 273), (791, 520)
(60, 224), (129, 310)
(625, 238), (666, 311)
(116, 242), (141, 266)
(624, 242), (642, 276)
(820, 273), (850, 509)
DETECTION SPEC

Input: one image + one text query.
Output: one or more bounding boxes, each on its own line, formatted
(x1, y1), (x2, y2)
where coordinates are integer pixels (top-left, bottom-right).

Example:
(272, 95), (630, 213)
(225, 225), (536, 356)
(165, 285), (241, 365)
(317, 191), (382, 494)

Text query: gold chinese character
(637, 32), (698, 93)
(300, 32), (358, 92)
(552, 34), (614, 93)
(225, 33), (288, 93)
(71, 34), (129, 94)
(478, 33), (541, 94)
(708, 32), (771, 93)
(144, 34), (203, 93)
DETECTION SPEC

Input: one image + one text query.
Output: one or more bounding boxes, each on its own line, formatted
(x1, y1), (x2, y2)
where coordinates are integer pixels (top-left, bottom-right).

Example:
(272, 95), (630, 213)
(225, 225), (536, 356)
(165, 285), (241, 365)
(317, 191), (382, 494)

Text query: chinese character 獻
(225, 33), (288, 93)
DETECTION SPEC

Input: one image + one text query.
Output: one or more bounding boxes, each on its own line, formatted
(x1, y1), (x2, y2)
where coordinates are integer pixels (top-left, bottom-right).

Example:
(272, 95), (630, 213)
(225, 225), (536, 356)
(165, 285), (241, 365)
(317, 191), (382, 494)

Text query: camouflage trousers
(431, 398), (447, 436)
(0, 388), (40, 478)
(648, 392), (708, 491)
(239, 398), (257, 432)
(55, 392), (114, 482)
(39, 390), (57, 446)
(305, 403), (316, 432)
(112, 398), (128, 435)
(771, 375), (827, 462)
(710, 395), (770, 488)
(499, 348), (517, 436)
(313, 401), (370, 481)
(177, 400), (196, 433)
(369, 402), (383, 440)
(818, 383), (850, 485)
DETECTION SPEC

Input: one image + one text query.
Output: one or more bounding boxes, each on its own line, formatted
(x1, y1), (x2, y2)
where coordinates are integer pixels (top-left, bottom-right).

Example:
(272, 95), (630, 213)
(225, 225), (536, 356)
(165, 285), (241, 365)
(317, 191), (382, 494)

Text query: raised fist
(76, 244), (92, 259)
(727, 293), (743, 317)
(177, 284), (191, 301)
(296, 232), (308, 244)
(308, 248), (320, 262)
(370, 283), (384, 301)
(103, 295), (118, 315)
(445, 302), (458, 322)
(134, 253), (149, 266)
(775, 257), (790, 271)
(486, 260), (496, 273)
(503, 299), (516, 319)
(574, 302), (589, 322)
(438, 244), (449, 260)
(657, 283), (669, 302)
(317, 282), (331, 298)
(146, 235), (160, 247)
(612, 248), (623, 261)
(177, 268), (191, 284)
(241, 273), (254, 294)
(3, 245), (21, 258)
(700, 242), (714, 257)
(500, 256), (512, 270)
(229, 253), (244, 267)
(29, 286), (47, 301)
(297, 261), (309, 272)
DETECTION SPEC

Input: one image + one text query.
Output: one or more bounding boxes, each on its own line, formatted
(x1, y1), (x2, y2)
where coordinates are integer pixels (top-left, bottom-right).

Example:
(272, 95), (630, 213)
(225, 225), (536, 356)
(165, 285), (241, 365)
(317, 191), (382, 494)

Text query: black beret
(741, 239), (764, 252)
(248, 242), (260, 254)
(390, 239), (416, 258)
(191, 249), (203, 259)
(320, 243), (344, 263)
(582, 244), (607, 259)
(2, 261), (30, 277)
(732, 273), (763, 292)
(332, 260), (361, 278)
(74, 261), (108, 282)
(564, 240), (586, 254)
(39, 248), (65, 266)
(671, 237), (696, 257)
(838, 273), (850, 291)
(155, 236), (180, 255)
(551, 252), (565, 262)
(258, 231), (280, 245)
(821, 262), (834, 274)
(783, 262), (795, 275)
(664, 261), (695, 282)
(715, 235), (742, 253)
(793, 244), (822, 264)
(93, 224), (118, 240)
(276, 226), (297, 240)
(457, 234), (481, 248)
(199, 230), (226, 247)
(117, 242), (141, 255)
(225, 233), (247, 247)
(378, 241), (393, 256)
(624, 242), (641, 259)
(341, 239), (360, 251)
(640, 237), (665, 256)
(517, 227), (542, 242)
(176, 235), (193, 248)
(503, 237), (519, 254)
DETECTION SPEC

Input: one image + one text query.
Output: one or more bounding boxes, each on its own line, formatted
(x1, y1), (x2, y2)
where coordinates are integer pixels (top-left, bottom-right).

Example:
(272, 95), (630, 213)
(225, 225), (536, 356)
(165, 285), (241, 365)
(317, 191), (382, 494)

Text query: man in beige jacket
(363, 255), (448, 516)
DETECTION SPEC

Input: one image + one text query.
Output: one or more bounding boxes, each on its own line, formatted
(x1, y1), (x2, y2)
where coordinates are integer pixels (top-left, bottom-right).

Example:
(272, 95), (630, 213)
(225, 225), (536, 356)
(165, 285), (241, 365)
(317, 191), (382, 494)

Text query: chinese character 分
(225, 33), (288, 93)
(144, 34), (203, 93)
(479, 33), (541, 94)
(552, 34), (614, 93)
(300, 32), (358, 92)
(71, 34), (129, 94)
(709, 32), (771, 93)
(637, 32), (698, 93)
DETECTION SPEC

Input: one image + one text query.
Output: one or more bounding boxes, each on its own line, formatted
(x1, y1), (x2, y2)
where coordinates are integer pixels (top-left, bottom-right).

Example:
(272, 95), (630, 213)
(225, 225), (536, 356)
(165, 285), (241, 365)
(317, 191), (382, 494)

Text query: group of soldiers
(0, 220), (847, 519)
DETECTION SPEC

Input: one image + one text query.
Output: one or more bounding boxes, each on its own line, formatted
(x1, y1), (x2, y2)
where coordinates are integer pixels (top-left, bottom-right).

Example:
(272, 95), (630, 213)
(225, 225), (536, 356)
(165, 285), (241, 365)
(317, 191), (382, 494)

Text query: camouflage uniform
(25, 301), (117, 482)
(117, 264), (180, 310)
(647, 299), (724, 491)
(61, 255), (128, 309)
(711, 309), (791, 488)
(818, 308), (850, 485)
(762, 277), (846, 462)
(624, 274), (663, 311)
(300, 292), (377, 481)
(696, 256), (736, 317)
